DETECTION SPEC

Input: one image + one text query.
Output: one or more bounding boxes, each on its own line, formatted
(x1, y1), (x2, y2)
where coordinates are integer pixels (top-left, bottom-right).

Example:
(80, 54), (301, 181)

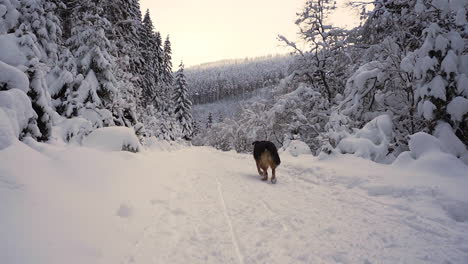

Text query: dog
(252, 141), (281, 183)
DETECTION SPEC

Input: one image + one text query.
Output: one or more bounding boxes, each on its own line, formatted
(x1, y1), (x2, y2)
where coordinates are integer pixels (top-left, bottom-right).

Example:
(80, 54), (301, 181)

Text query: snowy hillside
(1, 141), (467, 264)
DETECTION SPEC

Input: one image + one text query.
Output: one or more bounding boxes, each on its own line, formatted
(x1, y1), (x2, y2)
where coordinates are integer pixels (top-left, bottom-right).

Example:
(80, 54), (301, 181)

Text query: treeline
(0, 0), (194, 146)
(186, 55), (295, 104)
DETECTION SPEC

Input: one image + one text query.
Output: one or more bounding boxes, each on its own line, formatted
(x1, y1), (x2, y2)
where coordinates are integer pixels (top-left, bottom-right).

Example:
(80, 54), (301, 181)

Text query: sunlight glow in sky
(140, 0), (360, 67)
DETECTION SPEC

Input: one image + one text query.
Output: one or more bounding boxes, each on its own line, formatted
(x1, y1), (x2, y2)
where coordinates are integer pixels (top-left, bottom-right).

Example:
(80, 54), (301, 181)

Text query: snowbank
(394, 124), (468, 166)
(145, 136), (189, 151)
(0, 89), (35, 149)
(336, 114), (394, 162)
(280, 140), (312, 157)
(83, 126), (142, 153)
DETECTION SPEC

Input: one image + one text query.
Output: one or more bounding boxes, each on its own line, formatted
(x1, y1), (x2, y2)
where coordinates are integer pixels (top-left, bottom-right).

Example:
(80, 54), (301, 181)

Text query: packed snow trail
(0, 142), (467, 264)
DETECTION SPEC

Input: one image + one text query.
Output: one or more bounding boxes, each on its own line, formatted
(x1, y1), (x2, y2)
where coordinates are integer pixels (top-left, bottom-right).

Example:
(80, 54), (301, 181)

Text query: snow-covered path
(1, 143), (467, 264)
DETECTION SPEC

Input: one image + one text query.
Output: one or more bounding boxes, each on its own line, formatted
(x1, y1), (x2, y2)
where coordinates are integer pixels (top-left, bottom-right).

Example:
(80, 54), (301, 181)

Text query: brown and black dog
(252, 141), (281, 184)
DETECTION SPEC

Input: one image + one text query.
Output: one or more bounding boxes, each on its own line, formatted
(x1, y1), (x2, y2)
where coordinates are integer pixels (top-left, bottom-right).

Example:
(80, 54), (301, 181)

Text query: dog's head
(252, 141), (259, 146)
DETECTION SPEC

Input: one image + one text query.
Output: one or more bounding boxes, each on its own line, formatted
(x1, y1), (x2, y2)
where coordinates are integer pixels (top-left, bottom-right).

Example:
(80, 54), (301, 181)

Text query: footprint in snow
(116, 204), (133, 218)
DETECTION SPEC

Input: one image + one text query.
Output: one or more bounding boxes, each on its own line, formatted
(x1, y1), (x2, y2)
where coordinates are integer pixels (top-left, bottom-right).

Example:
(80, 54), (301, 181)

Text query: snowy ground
(1, 141), (468, 264)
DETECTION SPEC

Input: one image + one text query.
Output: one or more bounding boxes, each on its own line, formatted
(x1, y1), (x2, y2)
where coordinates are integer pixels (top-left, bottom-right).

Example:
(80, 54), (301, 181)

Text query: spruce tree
(15, 0), (62, 141)
(173, 62), (193, 140)
(103, 0), (143, 126)
(139, 10), (160, 108)
(207, 112), (213, 129)
(65, 0), (117, 127)
(162, 35), (173, 85)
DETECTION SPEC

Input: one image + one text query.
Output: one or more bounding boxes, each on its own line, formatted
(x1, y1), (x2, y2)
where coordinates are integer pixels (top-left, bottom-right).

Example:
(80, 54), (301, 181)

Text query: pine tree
(15, 0), (62, 141)
(103, 0), (143, 126)
(139, 9), (163, 108)
(173, 62), (193, 140)
(65, 0), (117, 127)
(413, 22), (468, 145)
(162, 35), (173, 85)
(207, 112), (213, 129)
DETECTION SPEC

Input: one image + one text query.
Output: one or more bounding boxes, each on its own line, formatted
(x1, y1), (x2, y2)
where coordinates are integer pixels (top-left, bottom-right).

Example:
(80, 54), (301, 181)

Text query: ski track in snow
(1, 145), (468, 264)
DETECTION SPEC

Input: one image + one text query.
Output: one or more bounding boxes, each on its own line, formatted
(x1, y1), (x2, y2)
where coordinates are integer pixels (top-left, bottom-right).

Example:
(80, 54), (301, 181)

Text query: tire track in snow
(215, 174), (245, 264)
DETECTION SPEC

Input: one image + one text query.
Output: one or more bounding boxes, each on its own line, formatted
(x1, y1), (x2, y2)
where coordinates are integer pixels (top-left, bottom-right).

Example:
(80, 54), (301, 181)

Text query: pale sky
(140, 0), (360, 67)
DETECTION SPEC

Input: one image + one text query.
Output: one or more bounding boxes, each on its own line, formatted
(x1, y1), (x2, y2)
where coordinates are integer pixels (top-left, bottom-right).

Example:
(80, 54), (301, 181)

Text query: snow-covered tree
(103, 0), (142, 125)
(206, 112), (213, 129)
(65, 0), (117, 127)
(15, 0), (62, 141)
(407, 2), (468, 146)
(139, 9), (163, 108)
(279, 0), (349, 102)
(0, 0), (20, 34)
(162, 35), (173, 85)
(173, 62), (193, 140)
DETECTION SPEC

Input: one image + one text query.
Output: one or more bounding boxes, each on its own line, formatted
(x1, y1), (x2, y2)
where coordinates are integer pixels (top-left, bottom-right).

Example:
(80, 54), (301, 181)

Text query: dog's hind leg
(271, 167), (277, 184)
(256, 161), (263, 176)
(261, 167), (268, 181)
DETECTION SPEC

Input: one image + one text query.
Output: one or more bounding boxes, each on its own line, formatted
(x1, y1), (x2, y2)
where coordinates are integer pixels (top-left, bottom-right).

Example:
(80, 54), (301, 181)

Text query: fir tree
(206, 112), (213, 129)
(162, 35), (173, 85)
(15, 0), (60, 141)
(173, 62), (193, 140)
(65, 0), (117, 126)
(103, 0), (143, 125)
(140, 9), (163, 108)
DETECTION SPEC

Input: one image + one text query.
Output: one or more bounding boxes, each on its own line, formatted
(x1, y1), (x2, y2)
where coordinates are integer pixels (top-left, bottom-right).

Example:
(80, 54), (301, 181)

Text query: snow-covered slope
(1, 142), (467, 264)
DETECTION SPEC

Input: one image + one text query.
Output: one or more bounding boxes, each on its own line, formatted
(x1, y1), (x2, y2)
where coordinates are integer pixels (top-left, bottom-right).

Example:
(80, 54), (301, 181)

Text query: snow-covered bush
(334, 115), (395, 162)
(280, 139), (312, 157)
(78, 107), (114, 129)
(53, 117), (93, 144)
(0, 60), (29, 92)
(82, 126), (142, 153)
(0, 0), (20, 35)
(0, 88), (35, 149)
(394, 130), (468, 170)
(0, 33), (30, 68)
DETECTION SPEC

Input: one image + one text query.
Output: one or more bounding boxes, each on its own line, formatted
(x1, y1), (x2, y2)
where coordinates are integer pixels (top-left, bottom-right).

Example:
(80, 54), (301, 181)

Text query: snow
(0, 1), (19, 34)
(76, 70), (101, 106)
(336, 115), (394, 162)
(434, 122), (468, 159)
(456, 9), (468, 26)
(0, 33), (29, 66)
(52, 117), (93, 144)
(0, 89), (35, 149)
(82, 126), (142, 153)
(0, 108), (16, 149)
(458, 74), (468, 96)
(428, 75), (447, 101)
(78, 108), (114, 128)
(280, 139), (312, 157)
(447, 96), (468, 122)
(406, 132), (445, 159)
(0, 60), (29, 92)
(441, 50), (458, 75)
(1, 142), (467, 264)
(421, 100), (437, 120)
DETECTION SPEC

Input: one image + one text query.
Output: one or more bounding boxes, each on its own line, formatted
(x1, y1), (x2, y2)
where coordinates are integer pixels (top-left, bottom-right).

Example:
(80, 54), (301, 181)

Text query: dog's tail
(266, 144), (281, 166)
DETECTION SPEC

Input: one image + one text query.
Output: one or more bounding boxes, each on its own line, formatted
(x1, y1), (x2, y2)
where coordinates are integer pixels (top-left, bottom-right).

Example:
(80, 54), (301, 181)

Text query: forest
(193, 0), (468, 164)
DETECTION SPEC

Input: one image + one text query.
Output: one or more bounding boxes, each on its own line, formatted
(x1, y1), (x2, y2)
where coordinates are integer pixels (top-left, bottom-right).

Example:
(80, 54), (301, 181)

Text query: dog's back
(252, 141), (281, 166)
